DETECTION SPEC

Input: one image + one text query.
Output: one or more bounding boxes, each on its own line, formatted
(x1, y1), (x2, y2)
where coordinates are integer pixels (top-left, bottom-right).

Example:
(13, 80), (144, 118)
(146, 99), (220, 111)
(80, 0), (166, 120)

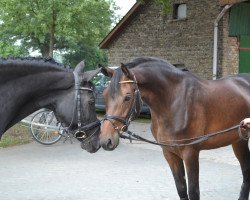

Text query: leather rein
(102, 74), (249, 148)
(63, 72), (100, 142)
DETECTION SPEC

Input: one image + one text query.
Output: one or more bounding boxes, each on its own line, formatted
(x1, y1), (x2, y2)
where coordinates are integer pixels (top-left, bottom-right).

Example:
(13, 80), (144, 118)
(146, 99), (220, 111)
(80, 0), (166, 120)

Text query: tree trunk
(41, 46), (50, 57)
(49, 4), (56, 58)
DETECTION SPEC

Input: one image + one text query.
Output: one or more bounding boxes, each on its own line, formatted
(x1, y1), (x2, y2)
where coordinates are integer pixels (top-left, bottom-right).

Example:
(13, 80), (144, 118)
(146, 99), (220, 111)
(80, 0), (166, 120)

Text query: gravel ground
(0, 120), (248, 200)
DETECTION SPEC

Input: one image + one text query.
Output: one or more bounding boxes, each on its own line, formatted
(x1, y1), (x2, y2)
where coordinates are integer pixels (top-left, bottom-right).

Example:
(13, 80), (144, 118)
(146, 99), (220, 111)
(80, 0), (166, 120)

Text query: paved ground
(0, 121), (248, 200)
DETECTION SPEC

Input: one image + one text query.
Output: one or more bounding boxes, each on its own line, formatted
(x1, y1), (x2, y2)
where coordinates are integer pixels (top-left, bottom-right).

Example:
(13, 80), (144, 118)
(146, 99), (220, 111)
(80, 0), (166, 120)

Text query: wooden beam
(219, 0), (249, 6)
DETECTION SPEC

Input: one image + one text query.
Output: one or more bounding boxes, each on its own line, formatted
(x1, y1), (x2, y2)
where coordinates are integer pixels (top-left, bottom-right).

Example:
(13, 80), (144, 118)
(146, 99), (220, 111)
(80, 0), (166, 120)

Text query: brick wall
(221, 12), (239, 76)
(106, 0), (236, 79)
(219, 0), (247, 6)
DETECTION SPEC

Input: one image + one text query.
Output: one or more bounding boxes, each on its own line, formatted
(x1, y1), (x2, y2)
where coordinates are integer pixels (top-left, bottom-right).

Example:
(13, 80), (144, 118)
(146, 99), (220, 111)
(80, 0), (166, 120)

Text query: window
(173, 3), (187, 20)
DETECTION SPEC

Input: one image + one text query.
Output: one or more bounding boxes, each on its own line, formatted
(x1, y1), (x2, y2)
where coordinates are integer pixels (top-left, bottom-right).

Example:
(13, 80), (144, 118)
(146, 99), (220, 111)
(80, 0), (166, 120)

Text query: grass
(0, 123), (32, 148)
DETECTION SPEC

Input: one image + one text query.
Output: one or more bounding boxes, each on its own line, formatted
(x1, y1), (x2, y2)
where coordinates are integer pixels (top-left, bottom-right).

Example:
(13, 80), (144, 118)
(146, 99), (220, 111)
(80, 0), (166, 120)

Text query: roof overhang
(99, 2), (142, 49)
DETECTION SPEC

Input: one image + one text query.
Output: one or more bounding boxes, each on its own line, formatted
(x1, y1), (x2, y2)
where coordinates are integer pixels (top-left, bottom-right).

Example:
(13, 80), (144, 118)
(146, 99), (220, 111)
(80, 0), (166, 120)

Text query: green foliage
(137, 0), (171, 14)
(0, 0), (116, 61)
(0, 41), (29, 58)
(63, 44), (107, 70)
(155, 0), (171, 13)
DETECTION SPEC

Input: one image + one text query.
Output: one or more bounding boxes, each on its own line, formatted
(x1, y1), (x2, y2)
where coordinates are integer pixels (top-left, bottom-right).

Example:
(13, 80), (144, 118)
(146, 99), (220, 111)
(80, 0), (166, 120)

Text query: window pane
(177, 4), (187, 19)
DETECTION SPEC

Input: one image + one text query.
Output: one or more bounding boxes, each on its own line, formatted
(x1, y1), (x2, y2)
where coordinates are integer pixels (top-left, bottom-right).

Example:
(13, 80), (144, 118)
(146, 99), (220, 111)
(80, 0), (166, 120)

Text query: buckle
(120, 125), (128, 133)
(74, 130), (87, 139)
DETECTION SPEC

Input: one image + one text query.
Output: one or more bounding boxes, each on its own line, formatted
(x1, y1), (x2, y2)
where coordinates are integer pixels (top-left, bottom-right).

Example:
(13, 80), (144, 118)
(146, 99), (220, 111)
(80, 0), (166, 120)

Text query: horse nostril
(100, 134), (119, 151)
(106, 139), (113, 150)
(101, 138), (114, 151)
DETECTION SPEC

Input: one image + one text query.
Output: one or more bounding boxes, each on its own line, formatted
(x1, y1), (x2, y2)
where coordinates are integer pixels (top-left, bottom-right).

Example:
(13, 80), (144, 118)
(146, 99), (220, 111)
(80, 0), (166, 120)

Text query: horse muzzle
(75, 120), (101, 153)
(99, 131), (120, 151)
(80, 128), (101, 153)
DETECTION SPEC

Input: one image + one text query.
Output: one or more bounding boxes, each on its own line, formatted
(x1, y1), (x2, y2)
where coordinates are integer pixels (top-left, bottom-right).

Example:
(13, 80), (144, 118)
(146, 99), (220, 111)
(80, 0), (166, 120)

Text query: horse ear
(74, 61), (85, 74)
(82, 68), (102, 82)
(100, 66), (114, 77)
(121, 63), (133, 79)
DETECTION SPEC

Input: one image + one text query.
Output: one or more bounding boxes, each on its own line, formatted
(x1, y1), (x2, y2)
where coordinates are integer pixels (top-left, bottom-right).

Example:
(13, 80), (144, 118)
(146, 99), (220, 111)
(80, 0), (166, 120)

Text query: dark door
(239, 35), (250, 73)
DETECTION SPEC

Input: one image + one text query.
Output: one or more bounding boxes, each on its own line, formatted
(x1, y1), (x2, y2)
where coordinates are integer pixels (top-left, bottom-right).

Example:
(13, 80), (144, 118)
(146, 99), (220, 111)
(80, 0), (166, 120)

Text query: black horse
(0, 57), (101, 153)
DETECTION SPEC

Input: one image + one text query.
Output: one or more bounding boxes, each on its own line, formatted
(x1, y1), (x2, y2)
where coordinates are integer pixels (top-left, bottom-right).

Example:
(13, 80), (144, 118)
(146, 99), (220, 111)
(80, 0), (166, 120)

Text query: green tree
(63, 43), (107, 70)
(138, 0), (171, 13)
(0, 41), (29, 57)
(0, 0), (116, 59)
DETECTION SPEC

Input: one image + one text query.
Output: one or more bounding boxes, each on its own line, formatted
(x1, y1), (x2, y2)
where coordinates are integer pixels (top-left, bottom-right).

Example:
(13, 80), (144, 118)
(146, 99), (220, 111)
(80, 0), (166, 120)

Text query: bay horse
(99, 57), (250, 200)
(0, 57), (101, 153)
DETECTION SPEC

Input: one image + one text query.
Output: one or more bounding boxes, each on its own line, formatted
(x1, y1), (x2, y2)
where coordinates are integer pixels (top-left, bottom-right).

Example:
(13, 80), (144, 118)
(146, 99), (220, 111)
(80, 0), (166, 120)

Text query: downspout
(213, 4), (233, 80)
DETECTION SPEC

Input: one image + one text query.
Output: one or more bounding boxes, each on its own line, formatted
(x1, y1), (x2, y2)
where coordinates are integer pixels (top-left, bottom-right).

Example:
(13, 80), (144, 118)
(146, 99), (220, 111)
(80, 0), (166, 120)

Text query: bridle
(64, 72), (100, 141)
(103, 74), (143, 134)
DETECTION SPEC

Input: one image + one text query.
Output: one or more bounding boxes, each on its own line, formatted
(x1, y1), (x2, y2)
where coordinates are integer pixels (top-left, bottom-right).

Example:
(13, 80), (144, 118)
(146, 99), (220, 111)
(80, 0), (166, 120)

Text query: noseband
(103, 75), (143, 134)
(66, 72), (100, 141)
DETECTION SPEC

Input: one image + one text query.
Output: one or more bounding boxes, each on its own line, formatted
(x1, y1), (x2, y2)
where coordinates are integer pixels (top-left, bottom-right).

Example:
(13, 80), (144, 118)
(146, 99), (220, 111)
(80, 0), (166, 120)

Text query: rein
(120, 124), (250, 148)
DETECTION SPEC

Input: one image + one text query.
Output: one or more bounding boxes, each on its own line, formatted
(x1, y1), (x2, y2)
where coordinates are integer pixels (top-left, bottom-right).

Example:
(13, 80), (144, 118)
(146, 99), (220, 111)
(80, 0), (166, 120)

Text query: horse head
(99, 64), (142, 151)
(53, 61), (101, 153)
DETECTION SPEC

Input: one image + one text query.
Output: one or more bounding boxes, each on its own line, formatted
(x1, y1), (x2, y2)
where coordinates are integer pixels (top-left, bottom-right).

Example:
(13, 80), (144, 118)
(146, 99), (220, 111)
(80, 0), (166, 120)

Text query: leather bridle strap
(81, 120), (101, 132)
(70, 72), (100, 140)
(76, 120), (101, 140)
(103, 74), (143, 134)
(104, 114), (127, 125)
(73, 71), (82, 130)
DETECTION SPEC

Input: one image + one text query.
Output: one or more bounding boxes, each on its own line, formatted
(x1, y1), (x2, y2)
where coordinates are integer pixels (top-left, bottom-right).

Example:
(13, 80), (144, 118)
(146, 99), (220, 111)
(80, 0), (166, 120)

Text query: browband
(119, 80), (136, 84)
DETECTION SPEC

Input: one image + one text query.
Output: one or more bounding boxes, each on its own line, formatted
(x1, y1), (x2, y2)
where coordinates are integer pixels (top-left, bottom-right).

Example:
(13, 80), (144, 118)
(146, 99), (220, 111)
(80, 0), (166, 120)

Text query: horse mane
(125, 57), (175, 69)
(109, 57), (188, 98)
(0, 57), (71, 71)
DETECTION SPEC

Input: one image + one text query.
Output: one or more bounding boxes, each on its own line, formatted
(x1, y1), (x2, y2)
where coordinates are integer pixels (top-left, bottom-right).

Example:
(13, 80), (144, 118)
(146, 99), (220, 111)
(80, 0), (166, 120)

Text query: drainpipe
(213, 4), (233, 80)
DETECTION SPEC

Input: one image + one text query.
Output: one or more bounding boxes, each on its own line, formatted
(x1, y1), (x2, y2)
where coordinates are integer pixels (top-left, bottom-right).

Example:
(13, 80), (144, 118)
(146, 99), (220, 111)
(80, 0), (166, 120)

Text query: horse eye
(124, 96), (132, 102)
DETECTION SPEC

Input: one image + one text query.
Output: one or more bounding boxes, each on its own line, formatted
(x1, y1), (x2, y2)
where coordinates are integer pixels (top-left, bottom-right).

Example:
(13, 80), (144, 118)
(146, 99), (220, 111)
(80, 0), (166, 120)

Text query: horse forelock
(109, 68), (123, 99)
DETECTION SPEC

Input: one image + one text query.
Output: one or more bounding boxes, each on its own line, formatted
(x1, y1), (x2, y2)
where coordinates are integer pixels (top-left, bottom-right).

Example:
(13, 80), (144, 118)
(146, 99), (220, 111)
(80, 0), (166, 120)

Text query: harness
(64, 72), (100, 142)
(102, 74), (249, 147)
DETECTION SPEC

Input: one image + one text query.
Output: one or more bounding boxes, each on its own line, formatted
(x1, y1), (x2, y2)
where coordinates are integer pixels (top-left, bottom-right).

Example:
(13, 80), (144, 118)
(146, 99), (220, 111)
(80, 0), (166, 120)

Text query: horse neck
(134, 67), (202, 122)
(0, 62), (74, 134)
(0, 63), (73, 100)
(134, 67), (181, 107)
